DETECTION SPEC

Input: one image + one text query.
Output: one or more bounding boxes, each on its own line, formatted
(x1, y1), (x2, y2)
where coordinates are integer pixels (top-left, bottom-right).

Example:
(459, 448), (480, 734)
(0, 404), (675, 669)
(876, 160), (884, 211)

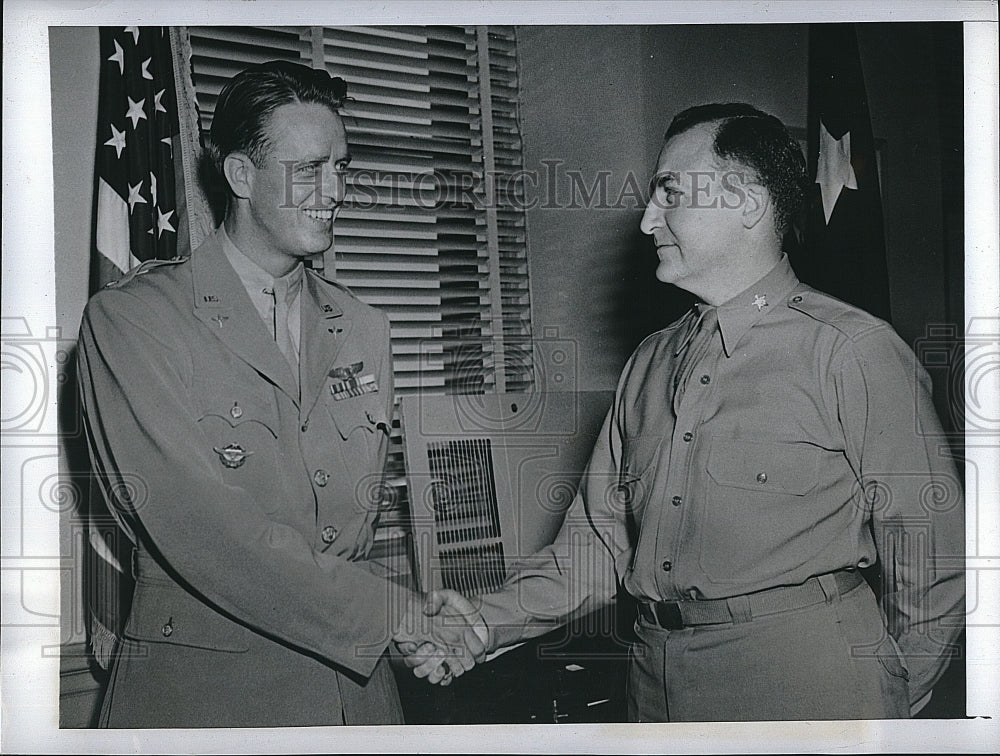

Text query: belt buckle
(655, 601), (684, 630)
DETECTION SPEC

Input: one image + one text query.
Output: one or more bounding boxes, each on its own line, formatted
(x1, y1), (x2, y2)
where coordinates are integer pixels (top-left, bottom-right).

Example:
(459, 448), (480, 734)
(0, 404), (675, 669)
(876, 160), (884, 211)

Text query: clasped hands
(394, 589), (487, 685)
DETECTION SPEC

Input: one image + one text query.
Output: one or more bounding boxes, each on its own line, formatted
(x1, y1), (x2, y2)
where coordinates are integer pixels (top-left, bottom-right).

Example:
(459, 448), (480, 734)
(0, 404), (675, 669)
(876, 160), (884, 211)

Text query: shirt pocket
(196, 394), (284, 512)
(622, 428), (664, 498)
(706, 439), (819, 496)
(698, 440), (821, 582)
(325, 393), (392, 504)
(326, 392), (390, 444)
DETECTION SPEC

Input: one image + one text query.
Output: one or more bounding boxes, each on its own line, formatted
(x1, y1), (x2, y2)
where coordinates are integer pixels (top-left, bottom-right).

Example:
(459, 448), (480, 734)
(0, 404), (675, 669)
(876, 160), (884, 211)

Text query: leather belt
(637, 570), (865, 630)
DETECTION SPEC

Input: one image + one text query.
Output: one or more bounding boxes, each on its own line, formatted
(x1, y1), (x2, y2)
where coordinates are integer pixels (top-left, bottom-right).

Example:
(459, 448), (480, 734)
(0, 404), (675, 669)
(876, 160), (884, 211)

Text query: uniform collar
(219, 227), (304, 305)
(713, 255), (800, 357)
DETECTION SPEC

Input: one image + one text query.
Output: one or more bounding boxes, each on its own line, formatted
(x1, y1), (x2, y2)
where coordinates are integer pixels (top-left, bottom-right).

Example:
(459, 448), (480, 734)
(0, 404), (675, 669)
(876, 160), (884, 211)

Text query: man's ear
(223, 152), (254, 200)
(742, 182), (770, 230)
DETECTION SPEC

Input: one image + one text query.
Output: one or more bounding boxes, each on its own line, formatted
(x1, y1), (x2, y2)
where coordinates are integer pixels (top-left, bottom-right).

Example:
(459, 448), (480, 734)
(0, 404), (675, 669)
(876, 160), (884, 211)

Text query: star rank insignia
(752, 294), (768, 312)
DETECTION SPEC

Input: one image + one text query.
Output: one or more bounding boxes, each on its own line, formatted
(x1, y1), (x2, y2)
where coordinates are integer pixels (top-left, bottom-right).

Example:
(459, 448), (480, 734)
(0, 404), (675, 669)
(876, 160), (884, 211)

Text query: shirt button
(700, 375), (711, 385)
(301, 422), (308, 432)
(660, 560), (672, 572)
(682, 432), (693, 442)
(230, 403), (243, 419)
(671, 495), (682, 507)
(313, 469), (330, 487)
(161, 622), (173, 637)
(756, 472), (768, 484)
(321, 525), (338, 544)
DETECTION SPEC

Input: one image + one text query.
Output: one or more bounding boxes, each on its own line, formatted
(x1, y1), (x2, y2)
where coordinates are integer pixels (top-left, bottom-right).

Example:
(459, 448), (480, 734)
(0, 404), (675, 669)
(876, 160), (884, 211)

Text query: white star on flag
(124, 26), (140, 45)
(107, 39), (125, 74)
(816, 119), (858, 224)
(125, 96), (147, 128)
(153, 89), (167, 114)
(156, 208), (176, 238)
(126, 181), (146, 213)
(141, 57), (153, 80)
(104, 123), (126, 158)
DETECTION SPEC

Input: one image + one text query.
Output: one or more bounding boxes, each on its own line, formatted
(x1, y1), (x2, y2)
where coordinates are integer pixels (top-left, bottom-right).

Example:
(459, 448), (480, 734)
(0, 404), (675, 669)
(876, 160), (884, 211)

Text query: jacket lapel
(190, 233), (300, 404)
(300, 271), (353, 417)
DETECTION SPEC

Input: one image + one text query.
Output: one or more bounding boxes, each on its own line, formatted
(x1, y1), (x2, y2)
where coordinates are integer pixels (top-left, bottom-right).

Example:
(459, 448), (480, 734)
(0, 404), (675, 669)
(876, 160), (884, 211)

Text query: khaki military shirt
(478, 256), (964, 706)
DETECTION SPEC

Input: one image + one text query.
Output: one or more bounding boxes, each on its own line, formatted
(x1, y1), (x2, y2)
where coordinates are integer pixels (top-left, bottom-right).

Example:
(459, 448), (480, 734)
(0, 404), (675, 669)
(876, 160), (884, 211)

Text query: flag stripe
(95, 178), (140, 274)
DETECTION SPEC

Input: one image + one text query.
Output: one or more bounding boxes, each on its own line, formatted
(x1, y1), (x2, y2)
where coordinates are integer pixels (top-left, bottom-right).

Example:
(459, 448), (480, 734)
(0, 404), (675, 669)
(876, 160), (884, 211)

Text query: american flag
(87, 26), (186, 668)
(93, 26), (182, 287)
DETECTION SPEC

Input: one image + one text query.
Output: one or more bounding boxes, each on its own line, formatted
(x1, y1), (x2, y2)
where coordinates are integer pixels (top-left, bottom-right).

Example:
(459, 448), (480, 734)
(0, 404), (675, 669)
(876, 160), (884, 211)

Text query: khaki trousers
(627, 578), (910, 721)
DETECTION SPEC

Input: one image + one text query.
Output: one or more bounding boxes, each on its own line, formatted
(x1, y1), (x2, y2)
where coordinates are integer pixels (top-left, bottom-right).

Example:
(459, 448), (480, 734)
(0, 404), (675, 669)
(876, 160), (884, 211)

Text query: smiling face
(639, 123), (749, 297)
(227, 101), (349, 275)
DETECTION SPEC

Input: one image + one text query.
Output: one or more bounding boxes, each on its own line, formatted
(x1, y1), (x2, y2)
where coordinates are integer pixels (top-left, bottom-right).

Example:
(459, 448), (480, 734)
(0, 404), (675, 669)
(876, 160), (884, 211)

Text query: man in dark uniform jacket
(78, 61), (482, 727)
(406, 103), (965, 721)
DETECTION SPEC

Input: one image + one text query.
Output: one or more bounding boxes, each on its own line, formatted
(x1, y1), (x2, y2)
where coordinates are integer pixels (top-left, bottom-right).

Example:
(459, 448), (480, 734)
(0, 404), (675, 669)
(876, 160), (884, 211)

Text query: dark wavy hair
(201, 60), (348, 223)
(665, 103), (808, 236)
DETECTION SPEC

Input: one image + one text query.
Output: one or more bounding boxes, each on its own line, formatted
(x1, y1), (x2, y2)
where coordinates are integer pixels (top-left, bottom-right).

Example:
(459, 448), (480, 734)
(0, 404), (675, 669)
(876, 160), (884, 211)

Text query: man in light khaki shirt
(401, 103), (965, 721)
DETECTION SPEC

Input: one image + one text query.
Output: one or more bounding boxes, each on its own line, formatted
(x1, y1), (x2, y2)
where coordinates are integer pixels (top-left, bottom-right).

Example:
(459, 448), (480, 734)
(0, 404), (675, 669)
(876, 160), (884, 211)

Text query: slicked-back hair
(665, 103), (808, 236)
(203, 60), (348, 220)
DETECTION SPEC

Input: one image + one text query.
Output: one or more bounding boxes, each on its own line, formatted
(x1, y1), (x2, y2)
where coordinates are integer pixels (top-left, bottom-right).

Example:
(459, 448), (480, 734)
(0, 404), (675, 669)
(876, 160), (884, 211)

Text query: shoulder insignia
(309, 268), (355, 295)
(306, 267), (367, 307)
(786, 287), (885, 339)
(103, 256), (188, 289)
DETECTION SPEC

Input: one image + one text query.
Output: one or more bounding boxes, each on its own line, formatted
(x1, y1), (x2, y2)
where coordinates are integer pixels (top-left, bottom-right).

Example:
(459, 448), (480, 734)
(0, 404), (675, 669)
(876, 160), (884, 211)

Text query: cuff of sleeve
(478, 602), (531, 652)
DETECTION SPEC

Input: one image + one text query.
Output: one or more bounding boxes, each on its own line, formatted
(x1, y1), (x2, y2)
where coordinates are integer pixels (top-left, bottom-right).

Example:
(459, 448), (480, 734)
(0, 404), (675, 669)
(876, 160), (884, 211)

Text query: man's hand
(393, 590), (487, 685)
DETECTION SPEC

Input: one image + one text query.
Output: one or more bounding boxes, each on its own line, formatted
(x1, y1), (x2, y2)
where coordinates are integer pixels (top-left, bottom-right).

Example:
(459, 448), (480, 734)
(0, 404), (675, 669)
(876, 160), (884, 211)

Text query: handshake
(394, 589), (489, 686)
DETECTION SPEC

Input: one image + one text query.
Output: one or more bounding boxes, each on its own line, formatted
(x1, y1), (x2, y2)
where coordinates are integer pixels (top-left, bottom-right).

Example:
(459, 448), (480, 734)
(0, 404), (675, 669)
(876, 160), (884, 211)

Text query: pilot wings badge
(213, 443), (253, 469)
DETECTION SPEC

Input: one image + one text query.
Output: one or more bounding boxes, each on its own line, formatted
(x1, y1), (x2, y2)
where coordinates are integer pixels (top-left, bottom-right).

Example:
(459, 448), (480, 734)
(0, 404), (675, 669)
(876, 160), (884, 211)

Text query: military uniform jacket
(77, 231), (408, 726)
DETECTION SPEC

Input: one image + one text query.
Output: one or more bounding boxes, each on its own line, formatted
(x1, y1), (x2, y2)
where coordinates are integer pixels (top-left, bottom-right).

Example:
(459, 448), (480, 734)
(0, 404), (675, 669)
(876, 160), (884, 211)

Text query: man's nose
(639, 200), (661, 235)
(319, 163), (345, 204)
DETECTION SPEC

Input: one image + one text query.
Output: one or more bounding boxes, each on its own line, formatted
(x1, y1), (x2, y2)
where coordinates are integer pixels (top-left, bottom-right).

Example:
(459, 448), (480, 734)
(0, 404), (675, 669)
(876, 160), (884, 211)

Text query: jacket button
(161, 622), (173, 637)
(700, 374), (711, 385)
(671, 495), (682, 507)
(791, 295), (803, 303)
(682, 432), (693, 442)
(661, 560), (672, 572)
(321, 525), (338, 544)
(756, 472), (768, 483)
(313, 469), (330, 487)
